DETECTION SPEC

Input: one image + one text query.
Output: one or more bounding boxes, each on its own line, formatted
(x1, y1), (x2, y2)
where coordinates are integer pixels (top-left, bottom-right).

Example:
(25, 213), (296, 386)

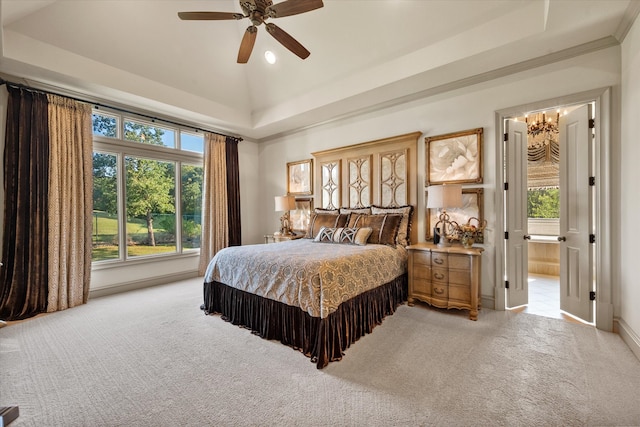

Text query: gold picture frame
(290, 197), (313, 234)
(425, 127), (483, 185)
(426, 188), (485, 243)
(287, 159), (313, 196)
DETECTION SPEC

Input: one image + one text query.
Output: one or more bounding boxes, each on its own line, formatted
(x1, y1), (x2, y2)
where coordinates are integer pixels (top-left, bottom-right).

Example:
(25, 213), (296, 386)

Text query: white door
(505, 119), (529, 307)
(558, 104), (594, 322)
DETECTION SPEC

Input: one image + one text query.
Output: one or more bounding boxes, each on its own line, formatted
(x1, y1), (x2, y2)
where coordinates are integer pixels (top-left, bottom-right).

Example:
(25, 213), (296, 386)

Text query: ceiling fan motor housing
(241, 0), (274, 17)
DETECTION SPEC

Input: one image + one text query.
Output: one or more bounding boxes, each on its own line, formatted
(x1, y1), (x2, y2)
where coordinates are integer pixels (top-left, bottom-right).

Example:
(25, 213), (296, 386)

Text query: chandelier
(526, 111), (559, 140)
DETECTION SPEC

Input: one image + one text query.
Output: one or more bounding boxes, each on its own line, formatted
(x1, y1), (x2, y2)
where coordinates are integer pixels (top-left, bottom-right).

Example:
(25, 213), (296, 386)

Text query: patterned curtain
(0, 86), (50, 320)
(46, 95), (93, 312)
(198, 133), (229, 275)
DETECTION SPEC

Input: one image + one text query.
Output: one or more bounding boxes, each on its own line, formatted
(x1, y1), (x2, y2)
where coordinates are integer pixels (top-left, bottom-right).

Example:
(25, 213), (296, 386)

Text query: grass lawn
(92, 211), (178, 261)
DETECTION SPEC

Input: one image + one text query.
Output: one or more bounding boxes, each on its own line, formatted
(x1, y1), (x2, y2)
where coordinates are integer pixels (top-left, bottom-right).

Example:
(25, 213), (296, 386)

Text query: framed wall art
(289, 197), (313, 234)
(287, 159), (313, 195)
(425, 127), (483, 185)
(426, 188), (485, 243)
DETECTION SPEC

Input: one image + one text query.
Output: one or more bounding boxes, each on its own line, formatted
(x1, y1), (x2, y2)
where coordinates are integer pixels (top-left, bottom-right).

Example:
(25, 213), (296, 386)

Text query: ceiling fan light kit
(178, 0), (324, 64)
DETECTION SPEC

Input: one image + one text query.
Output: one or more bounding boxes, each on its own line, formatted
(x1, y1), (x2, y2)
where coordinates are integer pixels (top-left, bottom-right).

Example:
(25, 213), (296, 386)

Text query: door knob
(557, 236), (567, 242)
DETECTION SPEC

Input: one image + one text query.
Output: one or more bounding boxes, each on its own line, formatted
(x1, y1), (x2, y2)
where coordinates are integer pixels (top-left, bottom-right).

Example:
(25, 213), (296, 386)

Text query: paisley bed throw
(204, 239), (407, 319)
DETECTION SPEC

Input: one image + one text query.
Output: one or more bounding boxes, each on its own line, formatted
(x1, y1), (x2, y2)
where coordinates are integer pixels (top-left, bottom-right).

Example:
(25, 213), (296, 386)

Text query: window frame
(92, 108), (204, 268)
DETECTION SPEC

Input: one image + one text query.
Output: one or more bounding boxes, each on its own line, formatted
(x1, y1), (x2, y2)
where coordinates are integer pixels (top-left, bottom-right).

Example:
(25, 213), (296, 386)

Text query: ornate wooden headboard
(311, 131), (421, 244)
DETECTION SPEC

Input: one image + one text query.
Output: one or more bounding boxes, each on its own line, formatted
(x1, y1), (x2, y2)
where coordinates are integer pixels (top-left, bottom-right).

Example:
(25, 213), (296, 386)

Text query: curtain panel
(225, 137), (241, 247)
(0, 87), (50, 320)
(0, 87), (92, 321)
(198, 134), (241, 275)
(198, 134), (229, 275)
(47, 94), (93, 312)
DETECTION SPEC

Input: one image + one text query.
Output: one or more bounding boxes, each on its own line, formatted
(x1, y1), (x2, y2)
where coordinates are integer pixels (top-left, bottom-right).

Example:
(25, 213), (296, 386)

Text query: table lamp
(274, 195), (296, 236)
(426, 184), (462, 246)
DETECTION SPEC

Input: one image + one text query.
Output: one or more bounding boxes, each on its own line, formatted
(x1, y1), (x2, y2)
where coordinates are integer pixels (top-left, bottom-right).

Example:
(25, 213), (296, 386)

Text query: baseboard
(89, 271), (200, 299)
(616, 317), (640, 362)
(0, 406), (19, 427)
(481, 295), (495, 310)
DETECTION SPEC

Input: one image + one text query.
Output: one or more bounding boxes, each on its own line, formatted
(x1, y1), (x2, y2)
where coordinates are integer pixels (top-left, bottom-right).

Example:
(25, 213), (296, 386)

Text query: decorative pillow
(347, 213), (403, 246)
(371, 205), (414, 246)
(314, 208), (339, 215)
(314, 227), (373, 245)
(339, 207), (371, 215)
(314, 226), (338, 242)
(305, 213), (349, 239)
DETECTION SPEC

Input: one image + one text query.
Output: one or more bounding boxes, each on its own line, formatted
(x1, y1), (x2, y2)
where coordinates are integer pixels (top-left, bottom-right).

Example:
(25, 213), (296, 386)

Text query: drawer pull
(434, 273), (445, 280)
(434, 258), (444, 265)
(434, 288), (445, 295)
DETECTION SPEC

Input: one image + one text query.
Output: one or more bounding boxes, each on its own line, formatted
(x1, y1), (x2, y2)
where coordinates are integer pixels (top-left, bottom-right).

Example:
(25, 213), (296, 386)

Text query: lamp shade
(275, 195), (296, 212)
(426, 184), (463, 209)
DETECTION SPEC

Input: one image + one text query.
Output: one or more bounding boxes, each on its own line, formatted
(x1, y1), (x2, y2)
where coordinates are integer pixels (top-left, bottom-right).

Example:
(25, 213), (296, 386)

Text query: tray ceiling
(0, 0), (637, 140)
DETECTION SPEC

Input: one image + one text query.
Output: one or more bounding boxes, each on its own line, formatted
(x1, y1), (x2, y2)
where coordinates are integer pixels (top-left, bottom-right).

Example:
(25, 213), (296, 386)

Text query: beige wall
(257, 46), (621, 311)
(621, 14), (640, 347)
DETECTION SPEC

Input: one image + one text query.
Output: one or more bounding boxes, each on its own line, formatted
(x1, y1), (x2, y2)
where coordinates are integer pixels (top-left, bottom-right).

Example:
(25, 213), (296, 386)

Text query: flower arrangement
(454, 217), (487, 248)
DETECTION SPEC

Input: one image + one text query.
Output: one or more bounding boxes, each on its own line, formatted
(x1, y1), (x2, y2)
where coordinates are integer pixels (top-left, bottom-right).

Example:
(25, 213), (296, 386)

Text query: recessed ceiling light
(264, 50), (277, 64)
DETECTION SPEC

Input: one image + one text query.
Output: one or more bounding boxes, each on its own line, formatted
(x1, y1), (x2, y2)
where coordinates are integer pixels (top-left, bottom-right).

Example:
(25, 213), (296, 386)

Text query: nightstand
(264, 232), (304, 244)
(407, 243), (483, 320)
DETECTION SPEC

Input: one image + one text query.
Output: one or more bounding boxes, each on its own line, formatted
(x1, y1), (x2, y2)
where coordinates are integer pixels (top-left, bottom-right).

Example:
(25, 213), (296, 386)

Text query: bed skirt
(202, 274), (407, 369)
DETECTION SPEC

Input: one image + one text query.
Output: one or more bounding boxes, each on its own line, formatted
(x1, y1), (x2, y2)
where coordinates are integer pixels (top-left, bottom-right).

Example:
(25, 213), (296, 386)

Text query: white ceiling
(0, 0), (638, 140)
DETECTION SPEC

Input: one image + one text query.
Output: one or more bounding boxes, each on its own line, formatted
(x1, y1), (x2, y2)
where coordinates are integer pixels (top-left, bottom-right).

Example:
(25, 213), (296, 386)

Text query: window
(527, 187), (560, 236)
(527, 188), (559, 218)
(92, 110), (204, 263)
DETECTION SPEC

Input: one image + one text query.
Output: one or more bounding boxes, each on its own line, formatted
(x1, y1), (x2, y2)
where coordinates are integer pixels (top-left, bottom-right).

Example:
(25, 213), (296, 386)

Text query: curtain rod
(0, 78), (243, 142)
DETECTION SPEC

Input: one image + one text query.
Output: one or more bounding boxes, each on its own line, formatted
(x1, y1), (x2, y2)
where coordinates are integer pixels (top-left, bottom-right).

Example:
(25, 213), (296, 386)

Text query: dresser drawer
(412, 277), (432, 296)
(412, 250), (431, 266)
(449, 283), (471, 303)
(413, 264), (431, 281)
(432, 252), (448, 268)
(432, 268), (448, 283)
(432, 283), (448, 300)
(449, 269), (471, 285)
(449, 254), (470, 270)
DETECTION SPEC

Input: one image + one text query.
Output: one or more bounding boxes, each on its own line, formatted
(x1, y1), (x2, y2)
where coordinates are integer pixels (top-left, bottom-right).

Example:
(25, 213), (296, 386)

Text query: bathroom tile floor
(510, 273), (590, 325)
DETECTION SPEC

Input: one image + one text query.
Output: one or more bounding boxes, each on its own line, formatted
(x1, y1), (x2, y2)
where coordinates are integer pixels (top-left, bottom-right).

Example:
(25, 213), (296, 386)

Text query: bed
(202, 132), (421, 368)
(202, 235), (406, 367)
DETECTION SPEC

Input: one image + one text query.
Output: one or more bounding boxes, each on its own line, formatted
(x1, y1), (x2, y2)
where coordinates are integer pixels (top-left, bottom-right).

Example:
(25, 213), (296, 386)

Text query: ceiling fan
(178, 0), (324, 64)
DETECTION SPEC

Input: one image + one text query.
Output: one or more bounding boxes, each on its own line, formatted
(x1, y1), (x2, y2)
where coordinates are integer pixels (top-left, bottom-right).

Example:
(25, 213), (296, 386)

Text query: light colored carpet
(1, 277), (640, 426)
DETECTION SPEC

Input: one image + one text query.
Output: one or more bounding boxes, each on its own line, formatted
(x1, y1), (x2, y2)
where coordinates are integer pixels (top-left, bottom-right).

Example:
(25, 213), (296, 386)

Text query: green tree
(93, 153), (118, 214)
(92, 114), (119, 215)
(92, 113), (117, 137)
(126, 157), (175, 246)
(528, 188), (560, 218)
(181, 165), (203, 217)
(123, 121), (175, 246)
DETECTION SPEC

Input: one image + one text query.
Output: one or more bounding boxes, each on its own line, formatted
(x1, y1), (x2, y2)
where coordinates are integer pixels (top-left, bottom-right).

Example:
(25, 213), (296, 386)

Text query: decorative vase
(461, 232), (475, 248)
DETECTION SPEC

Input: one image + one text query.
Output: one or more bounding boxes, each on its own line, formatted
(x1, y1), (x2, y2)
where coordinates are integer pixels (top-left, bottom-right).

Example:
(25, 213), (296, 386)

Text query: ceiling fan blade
(265, 23), (310, 59)
(266, 0), (324, 18)
(237, 26), (258, 64)
(178, 11), (244, 21)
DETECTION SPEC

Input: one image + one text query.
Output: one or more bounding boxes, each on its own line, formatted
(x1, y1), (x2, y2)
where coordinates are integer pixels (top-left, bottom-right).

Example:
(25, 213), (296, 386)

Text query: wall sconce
(274, 195), (296, 236)
(426, 184), (462, 246)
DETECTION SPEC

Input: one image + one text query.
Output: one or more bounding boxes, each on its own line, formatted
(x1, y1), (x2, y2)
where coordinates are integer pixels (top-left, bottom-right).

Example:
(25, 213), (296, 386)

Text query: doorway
(516, 107), (582, 322)
(494, 88), (614, 331)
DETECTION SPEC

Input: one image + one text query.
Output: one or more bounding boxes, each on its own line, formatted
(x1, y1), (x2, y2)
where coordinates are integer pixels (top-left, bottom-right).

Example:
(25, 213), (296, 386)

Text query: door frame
(493, 87), (614, 331)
